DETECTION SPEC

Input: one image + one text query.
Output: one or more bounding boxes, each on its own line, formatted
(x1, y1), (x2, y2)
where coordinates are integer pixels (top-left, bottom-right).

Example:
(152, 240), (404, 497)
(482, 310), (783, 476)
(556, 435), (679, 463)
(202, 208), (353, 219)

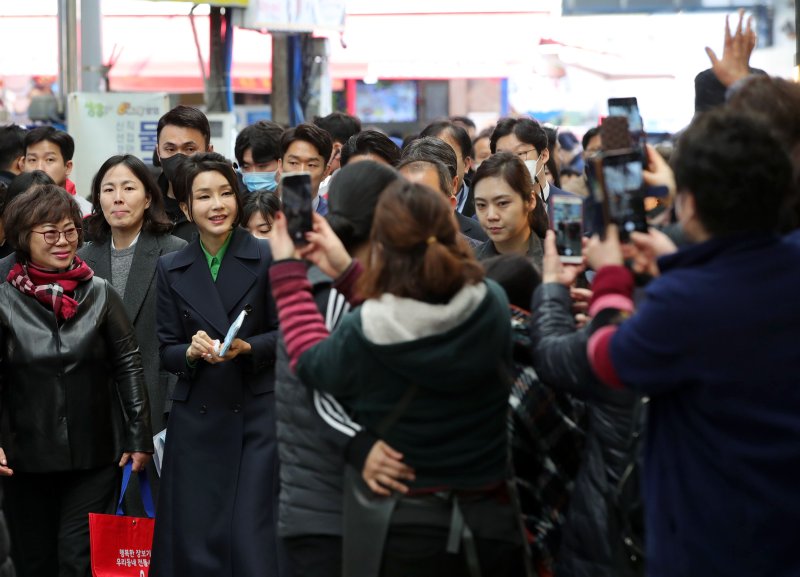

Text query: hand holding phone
(215, 309), (247, 357)
(594, 151), (648, 241)
(280, 172), (313, 246)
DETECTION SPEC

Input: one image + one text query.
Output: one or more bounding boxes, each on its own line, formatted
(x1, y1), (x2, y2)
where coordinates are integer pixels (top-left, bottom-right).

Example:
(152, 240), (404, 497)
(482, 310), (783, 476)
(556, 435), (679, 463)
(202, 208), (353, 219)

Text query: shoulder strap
(375, 384), (418, 436)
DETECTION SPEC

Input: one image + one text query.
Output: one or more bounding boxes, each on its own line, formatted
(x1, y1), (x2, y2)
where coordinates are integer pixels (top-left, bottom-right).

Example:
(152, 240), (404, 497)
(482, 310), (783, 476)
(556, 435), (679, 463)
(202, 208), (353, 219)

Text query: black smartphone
(607, 97), (647, 162)
(280, 172), (313, 246)
(596, 151), (648, 240)
(549, 195), (584, 263)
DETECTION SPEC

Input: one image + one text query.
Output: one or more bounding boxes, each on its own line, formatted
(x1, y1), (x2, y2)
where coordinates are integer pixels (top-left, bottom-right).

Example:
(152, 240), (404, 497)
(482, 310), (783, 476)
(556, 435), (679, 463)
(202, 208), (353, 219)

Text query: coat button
(244, 304), (253, 314)
(232, 404), (241, 413)
(200, 404), (207, 415)
(183, 310), (191, 319)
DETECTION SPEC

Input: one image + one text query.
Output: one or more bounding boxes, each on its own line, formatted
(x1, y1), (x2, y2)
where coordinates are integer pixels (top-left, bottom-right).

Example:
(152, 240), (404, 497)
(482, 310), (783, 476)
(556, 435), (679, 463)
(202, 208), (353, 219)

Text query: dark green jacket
(297, 280), (513, 490)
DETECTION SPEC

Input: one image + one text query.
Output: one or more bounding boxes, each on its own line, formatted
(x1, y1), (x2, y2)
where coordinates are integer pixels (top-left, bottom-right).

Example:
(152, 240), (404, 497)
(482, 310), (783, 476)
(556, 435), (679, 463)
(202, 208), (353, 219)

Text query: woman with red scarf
(0, 184), (153, 577)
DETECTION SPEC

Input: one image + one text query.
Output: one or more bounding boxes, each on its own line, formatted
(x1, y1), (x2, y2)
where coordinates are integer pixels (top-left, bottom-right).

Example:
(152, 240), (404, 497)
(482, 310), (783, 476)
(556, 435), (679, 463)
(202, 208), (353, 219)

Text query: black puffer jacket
(274, 267), (361, 538)
(530, 283), (645, 577)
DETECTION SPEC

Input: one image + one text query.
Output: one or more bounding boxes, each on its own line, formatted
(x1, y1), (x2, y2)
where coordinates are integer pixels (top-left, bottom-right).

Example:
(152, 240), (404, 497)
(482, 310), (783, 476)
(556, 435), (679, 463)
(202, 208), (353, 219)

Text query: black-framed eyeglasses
(31, 227), (81, 245)
(515, 148), (537, 160)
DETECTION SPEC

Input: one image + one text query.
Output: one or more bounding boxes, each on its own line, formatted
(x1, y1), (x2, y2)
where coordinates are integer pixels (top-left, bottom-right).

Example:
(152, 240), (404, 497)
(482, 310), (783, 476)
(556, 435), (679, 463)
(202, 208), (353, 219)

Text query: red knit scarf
(7, 257), (94, 321)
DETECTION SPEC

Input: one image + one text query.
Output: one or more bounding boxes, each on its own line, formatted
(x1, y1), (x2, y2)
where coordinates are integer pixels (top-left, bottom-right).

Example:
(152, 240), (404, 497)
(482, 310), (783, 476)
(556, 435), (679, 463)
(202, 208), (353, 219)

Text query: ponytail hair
(357, 180), (484, 304)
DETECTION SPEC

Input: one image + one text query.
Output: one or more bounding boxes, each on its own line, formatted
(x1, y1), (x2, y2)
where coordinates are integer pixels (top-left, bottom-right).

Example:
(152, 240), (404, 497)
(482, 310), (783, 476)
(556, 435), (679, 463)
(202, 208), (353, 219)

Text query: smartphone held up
(280, 172), (313, 246)
(549, 195), (584, 264)
(583, 96), (652, 242)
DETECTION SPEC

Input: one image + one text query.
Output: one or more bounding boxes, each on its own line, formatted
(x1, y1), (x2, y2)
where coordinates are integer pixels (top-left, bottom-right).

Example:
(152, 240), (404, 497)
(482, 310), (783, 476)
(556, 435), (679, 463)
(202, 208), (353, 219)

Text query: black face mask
(160, 153), (188, 184)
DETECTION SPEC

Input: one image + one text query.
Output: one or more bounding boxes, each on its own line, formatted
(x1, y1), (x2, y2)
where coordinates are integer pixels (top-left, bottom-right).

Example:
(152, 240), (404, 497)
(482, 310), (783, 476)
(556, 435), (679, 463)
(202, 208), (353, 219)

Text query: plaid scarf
(7, 257), (94, 321)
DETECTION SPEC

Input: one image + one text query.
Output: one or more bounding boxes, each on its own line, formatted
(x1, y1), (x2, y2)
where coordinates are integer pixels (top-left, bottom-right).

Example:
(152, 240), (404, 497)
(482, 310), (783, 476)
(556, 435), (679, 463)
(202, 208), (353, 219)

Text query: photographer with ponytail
(269, 180), (524, 577)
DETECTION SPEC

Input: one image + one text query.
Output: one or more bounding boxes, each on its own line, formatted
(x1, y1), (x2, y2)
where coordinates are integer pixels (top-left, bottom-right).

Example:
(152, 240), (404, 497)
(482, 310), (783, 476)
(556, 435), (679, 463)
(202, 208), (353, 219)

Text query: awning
(0, 11), (680, 92)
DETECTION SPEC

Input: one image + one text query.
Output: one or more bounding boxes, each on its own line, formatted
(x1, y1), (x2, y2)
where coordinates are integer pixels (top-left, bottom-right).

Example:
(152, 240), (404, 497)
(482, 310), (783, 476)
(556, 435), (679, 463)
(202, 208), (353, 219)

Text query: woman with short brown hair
(270, 180), (524, 576)
(0, 184), (152, 577)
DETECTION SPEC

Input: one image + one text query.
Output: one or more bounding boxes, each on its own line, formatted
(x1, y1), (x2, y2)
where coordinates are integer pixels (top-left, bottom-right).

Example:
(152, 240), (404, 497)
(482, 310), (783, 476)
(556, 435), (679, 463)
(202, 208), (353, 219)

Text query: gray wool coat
(79, 231), (187, 434)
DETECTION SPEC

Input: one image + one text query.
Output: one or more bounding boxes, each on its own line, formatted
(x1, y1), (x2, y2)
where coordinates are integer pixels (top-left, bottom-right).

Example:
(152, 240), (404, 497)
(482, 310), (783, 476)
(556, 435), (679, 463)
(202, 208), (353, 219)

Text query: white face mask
(524, 158), (544, 186)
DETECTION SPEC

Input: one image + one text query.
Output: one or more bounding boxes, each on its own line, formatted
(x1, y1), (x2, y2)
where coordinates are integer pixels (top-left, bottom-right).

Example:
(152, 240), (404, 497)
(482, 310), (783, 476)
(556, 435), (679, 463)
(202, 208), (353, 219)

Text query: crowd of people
(0, 12), (798, 577)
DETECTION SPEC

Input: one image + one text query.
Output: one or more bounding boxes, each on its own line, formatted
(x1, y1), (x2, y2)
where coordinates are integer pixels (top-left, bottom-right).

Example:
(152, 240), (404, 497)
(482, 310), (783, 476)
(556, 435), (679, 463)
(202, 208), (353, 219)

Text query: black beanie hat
(694, 66), (769, 114)
(326, 161), (399, 251)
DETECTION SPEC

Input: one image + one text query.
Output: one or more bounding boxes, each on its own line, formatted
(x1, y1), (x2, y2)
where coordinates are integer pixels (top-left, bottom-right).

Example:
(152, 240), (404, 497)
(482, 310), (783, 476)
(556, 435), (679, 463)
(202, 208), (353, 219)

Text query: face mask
(524, 158), (544, 187)
(242, 171), (278, 193)
(160, 153), (188, 184)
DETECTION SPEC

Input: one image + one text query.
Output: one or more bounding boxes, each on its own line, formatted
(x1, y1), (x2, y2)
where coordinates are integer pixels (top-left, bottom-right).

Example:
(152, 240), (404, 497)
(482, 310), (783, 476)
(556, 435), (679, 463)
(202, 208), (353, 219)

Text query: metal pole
(207, 7), (234, 113)
(795, 0), (799, 80)
(303, 37), (331, 119)
(80, 0), (104, 92)
(57, 0), (79, 103)
(271, 34), (290, 125)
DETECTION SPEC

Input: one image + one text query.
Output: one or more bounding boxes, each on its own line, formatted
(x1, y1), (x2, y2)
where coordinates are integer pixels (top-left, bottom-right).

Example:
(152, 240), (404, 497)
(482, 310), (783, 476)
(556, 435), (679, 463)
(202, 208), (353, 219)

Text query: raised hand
(705, 9), (757, 87)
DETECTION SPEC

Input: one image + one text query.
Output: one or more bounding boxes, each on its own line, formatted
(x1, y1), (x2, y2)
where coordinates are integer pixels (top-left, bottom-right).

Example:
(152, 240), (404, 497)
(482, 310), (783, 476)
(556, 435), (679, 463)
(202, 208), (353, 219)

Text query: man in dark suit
(400, 136), (488, 245)
(420, 121), (476, 217)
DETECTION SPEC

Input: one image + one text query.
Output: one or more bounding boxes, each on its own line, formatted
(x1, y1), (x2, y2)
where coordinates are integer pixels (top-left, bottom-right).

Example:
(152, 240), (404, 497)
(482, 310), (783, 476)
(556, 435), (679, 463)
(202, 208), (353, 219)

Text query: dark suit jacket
(457, 181), (476, 218)
(78, 232), (187, 431)
(457, 211), (488, 243)
(547, 183), (579, 202)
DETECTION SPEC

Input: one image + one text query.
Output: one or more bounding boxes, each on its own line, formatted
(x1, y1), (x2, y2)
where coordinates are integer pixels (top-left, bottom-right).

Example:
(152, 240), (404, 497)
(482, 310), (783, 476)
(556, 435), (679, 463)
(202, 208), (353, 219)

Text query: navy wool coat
(149, 227), (283, 577)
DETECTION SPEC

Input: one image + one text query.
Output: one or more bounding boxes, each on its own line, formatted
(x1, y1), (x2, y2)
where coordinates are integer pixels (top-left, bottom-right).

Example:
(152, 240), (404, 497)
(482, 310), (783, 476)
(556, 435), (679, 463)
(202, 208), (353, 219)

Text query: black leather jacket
(0, 276), (153, 473)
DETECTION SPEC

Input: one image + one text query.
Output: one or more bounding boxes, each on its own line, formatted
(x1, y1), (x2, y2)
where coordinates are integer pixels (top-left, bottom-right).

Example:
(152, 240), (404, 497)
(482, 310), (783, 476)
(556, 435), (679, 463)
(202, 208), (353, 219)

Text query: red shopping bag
(89, 462), (155, 577)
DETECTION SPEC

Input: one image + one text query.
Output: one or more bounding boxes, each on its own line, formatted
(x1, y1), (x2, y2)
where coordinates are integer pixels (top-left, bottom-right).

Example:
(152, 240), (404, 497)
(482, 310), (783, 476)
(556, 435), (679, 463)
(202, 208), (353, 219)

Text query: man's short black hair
(673, 108), (792, 236)
(420, 121), (473, 160)
(340, 130), (400, 167)
(234, 120), (284, 167)
(400, 136), (457, 180)
(490, 117), (548, 155)
(157, 105), (211, 147)
(24, 126), (74, 161)
(0, 125), (26, 171)
(312, 112), (361, 145)
(280, 123), (333, 165)
(582, 126), (601, 151)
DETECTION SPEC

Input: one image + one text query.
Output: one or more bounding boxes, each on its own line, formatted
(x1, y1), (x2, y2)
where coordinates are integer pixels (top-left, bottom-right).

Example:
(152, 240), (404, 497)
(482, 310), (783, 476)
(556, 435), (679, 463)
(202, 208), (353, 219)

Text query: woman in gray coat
(79, 154), (186, 508)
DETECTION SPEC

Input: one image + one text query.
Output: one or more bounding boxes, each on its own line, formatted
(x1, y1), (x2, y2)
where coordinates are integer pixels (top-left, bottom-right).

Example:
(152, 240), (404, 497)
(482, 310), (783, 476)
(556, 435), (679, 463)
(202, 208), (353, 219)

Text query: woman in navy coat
(150, 152), (282, 577)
